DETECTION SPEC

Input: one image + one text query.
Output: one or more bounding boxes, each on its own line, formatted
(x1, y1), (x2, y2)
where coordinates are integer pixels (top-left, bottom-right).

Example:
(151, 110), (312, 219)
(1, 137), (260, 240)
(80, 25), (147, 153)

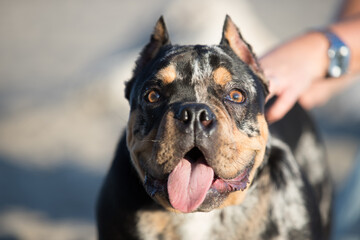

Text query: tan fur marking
(218, 114), (268, 208)
(207, 105), (263, 179)
(156, 65), (176, 84)
(220, 191), (248, 208)
(213, 67), (232, 86)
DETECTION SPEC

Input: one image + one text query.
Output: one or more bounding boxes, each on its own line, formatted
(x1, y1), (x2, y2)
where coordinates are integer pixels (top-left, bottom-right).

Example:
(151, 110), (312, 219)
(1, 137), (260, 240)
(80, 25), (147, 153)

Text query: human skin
(260, 0), (360, 123)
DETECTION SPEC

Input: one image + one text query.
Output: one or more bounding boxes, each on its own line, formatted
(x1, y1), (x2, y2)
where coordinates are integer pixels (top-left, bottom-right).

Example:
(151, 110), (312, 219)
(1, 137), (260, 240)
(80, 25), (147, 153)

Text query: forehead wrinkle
(212, 45), (234, 62)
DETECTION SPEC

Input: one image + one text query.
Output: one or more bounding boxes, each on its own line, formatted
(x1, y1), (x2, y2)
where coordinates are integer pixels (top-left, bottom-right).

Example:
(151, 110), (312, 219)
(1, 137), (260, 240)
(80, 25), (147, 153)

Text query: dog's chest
(136, 210), (221, 240)
(177, 211), (219, 240)
(135, 205), (266, 240)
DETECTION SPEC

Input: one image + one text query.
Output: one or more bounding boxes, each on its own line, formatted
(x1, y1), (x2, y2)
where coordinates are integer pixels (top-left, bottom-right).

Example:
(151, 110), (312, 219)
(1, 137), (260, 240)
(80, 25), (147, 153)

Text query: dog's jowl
(96, 16), (332, 240)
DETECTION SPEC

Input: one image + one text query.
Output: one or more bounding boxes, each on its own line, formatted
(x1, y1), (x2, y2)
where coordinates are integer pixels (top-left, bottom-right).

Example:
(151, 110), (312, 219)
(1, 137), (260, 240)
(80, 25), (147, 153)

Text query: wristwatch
(323, 31), (350, 78)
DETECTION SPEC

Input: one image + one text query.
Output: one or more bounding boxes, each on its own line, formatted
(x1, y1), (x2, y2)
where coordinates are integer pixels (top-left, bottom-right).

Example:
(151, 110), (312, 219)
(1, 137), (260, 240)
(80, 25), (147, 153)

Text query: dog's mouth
(144, 147), (252, 213)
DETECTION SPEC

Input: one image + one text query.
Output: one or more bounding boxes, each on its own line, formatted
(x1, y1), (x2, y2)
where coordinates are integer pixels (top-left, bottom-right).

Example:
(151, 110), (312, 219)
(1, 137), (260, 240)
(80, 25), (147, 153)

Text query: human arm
(260, 0), (360, 123)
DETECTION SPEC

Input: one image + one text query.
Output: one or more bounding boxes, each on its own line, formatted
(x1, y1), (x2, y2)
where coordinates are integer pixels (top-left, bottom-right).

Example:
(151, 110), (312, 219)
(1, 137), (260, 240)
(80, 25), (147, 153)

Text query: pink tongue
(167, 157), (214, 213)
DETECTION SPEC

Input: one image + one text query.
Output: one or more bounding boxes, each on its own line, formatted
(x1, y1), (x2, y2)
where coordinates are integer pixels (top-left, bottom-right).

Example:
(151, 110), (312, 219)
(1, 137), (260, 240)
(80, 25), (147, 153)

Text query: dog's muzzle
(174, 103), (217, 138)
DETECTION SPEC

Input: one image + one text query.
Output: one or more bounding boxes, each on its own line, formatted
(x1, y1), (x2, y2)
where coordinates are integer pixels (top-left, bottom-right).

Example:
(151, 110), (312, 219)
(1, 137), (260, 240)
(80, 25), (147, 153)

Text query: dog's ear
(220, 15), (268, 94)
(134, 16), (171, 74)
(125, 16), (171, 100)
(220, 16), (262, 74)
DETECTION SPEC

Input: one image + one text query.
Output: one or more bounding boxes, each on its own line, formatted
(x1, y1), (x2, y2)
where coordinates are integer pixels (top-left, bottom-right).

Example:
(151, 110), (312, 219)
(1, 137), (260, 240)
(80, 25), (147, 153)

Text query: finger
(266, 89), (299, 124)
(265, 75), (281, 102)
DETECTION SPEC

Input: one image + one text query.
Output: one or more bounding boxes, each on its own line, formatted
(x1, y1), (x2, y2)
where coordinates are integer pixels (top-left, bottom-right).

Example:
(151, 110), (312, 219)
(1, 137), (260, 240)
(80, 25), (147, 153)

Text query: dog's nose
(175, 103), (216, 134)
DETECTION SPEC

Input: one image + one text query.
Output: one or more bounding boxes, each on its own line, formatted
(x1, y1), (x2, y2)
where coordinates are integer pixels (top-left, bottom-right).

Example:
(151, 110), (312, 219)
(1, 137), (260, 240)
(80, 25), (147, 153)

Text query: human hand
(260, 32), (329, 123)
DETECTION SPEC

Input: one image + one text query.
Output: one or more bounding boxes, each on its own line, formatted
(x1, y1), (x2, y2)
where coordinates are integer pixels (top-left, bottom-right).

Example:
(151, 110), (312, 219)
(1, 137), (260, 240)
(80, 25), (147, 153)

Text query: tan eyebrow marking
(156, 65), (176, 84)
(213, 67), (232, 86)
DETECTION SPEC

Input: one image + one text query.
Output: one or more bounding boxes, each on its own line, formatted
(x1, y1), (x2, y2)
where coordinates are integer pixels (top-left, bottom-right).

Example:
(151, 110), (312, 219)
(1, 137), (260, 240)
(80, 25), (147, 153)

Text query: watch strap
(323, 31), (350, 78)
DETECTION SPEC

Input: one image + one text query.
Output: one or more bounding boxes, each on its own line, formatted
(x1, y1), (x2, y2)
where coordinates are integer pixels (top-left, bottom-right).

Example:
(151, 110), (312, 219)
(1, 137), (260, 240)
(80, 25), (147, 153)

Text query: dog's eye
(146, 90), (161, 103)
(226, 89), (246, 103)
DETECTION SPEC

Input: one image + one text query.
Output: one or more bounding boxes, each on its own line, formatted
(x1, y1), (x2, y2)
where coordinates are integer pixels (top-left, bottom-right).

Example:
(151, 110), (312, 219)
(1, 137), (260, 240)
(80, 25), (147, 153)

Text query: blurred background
(0, 0), (359, 239)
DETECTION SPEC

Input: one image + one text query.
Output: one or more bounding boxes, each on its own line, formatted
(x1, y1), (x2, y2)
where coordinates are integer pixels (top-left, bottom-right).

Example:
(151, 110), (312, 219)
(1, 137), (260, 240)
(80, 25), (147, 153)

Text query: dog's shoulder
(261, 137), (323, 239)
(96, 133), (159, 239)
(269, 102), (332, 207)
(266, 102), (332, 238)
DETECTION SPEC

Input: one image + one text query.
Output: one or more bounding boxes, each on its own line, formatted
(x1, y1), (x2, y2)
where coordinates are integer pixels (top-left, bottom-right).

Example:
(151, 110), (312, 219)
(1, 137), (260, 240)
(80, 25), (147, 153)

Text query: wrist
(303, 31), (330, 78)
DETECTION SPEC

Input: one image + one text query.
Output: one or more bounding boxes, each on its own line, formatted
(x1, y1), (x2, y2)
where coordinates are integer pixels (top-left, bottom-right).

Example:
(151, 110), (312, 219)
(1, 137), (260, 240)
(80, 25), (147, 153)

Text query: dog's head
(125, 16), (269, 213)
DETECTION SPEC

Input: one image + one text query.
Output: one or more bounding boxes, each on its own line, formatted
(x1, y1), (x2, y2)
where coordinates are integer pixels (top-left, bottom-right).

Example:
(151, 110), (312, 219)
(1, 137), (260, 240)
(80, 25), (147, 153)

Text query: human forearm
(339, 0), (360, 19)
(260, 1), (360, 122)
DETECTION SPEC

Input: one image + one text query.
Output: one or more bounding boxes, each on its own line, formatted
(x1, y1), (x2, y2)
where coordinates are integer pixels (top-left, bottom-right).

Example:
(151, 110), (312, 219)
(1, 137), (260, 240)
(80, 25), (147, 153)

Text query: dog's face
(126, 16), (269, 213)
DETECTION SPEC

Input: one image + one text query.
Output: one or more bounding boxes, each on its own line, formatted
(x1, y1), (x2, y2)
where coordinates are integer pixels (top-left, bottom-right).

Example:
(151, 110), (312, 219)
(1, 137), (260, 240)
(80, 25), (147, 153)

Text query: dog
(96, 16), (332, 240)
